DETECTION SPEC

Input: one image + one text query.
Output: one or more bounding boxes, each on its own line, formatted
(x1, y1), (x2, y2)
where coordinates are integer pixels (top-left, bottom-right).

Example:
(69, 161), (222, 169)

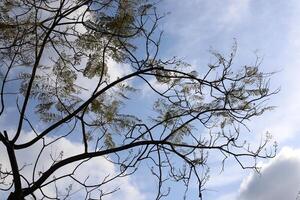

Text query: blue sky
(1, 1), (300, 199)
(157, 1), (300, 200)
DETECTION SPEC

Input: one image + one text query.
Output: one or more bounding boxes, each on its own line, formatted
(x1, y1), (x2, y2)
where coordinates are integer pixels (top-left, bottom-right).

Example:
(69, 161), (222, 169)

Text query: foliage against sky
(1, 0), (295, 200)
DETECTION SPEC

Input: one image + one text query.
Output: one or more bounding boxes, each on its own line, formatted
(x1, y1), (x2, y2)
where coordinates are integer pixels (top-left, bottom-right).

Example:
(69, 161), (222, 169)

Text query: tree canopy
(0, 0), (277, 199)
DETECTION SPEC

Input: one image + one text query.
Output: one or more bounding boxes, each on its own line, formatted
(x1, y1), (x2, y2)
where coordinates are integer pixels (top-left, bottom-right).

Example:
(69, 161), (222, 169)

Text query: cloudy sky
(159, 0), (300, 199)
(1, 0), (300, 200)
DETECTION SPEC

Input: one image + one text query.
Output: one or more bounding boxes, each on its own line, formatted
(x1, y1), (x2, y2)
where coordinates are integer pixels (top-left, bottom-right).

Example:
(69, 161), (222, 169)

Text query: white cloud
(238, 147), (300, 200)
(76, 59), (132, 100)
(0, 131), (145, 200)
(106, 59), (132, 83)
(217, 0), (250, 27)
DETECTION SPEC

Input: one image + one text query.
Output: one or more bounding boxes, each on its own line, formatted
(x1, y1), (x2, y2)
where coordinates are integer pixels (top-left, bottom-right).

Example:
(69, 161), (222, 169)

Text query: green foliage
(0, 1), (277, 199)
(83, 53), (108, 78)
(104, 132), (115, 148)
